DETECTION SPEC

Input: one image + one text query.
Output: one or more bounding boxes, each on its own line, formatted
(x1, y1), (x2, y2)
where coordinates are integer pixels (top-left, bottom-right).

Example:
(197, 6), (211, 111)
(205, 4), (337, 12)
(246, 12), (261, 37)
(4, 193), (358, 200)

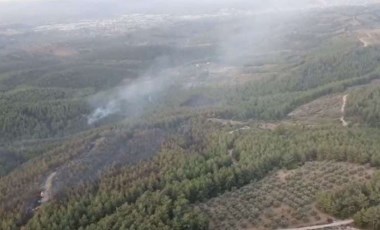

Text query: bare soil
(41, 172), (56, 203)
(357, 29), (380, 47)
(288, 94), (342, 125)
(276, 169), (296, 183)
(340, 95), (348, 127)
(207, 118), (246, 126)
(280, 220), (354, 230)
(258, 123), (279, 131)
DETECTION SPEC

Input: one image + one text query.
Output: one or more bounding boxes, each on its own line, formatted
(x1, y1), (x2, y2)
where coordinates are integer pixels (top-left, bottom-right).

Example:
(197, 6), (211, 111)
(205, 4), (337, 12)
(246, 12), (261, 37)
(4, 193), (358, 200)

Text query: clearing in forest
(288, 94), (344, 125)
(357, 29), (380, 47)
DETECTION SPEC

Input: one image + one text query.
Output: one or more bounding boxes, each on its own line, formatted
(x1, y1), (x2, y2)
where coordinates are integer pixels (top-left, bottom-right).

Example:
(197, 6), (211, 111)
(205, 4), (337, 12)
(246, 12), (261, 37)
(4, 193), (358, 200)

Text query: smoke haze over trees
(2, 0), (380, 230)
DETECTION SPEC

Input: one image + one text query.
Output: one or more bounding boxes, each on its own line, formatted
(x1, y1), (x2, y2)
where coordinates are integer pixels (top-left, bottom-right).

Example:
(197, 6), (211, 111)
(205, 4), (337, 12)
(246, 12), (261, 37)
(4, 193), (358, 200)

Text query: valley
(1, 1), (380, 230)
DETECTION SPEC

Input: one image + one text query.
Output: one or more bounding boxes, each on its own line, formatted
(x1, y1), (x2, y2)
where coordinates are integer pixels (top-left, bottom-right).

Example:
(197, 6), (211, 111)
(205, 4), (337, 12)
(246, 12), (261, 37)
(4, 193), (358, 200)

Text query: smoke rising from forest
(87, 70), (179, 124)
(83, 0), (380, 124)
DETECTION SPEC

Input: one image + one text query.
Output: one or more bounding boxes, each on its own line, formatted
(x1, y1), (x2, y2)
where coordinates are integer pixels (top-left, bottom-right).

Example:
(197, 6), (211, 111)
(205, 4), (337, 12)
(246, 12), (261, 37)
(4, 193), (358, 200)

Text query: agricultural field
(199, 162), (375, 230)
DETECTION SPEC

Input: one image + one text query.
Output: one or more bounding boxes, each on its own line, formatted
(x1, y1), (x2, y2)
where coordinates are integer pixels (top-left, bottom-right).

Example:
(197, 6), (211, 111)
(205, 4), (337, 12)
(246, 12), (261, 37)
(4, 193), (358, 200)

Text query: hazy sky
(1, 0), (379, 25)
(0, 0), (48, 2)
(0, 0), (258, 25)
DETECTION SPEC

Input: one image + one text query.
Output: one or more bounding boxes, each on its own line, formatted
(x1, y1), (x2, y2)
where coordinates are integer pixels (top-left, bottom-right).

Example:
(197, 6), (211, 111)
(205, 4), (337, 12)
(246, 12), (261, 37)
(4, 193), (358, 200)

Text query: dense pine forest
(2, 2), (380, 230)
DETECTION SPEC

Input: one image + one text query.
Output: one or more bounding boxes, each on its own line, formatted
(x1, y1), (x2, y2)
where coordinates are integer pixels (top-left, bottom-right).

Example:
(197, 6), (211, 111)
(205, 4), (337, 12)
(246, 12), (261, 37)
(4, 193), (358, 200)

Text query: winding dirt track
(279, 219), (354, 230)
(359, 31), (374, 48)
(41, 172), (56, 203)
(360, 38), (370, 47)
(340, 94), (348, 127)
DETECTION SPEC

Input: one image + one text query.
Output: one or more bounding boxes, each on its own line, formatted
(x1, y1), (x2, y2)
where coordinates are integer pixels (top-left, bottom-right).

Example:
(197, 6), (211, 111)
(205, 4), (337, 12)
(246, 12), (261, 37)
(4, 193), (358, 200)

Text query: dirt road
(229, 126), (251, 134)
(208, 118), (246, 126)
(359, 31), (373, 48)
(360, 38), (369, 47)
(279, 219), (354, 230)
(41, 172), (56, 203)
(340, 94), (348, 127)
(228, 149), (238, 165)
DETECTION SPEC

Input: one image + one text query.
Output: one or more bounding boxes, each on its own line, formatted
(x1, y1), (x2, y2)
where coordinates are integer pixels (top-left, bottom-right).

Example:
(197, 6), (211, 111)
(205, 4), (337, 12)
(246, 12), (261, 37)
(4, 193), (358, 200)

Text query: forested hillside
(347, 85), (380, 127)
(1, 2), (380, 230)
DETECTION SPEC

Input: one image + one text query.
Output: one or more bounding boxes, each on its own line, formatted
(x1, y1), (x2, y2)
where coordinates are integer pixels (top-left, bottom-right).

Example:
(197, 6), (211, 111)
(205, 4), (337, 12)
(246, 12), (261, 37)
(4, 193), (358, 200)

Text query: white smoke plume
(78, 0), (380, 125)
(87, 69), (178, 125)
(87, 101), (120, 125)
